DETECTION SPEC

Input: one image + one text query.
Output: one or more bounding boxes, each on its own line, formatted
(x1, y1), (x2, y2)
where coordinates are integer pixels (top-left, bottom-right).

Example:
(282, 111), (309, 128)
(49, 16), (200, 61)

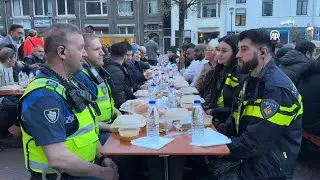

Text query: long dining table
(100, 127), (230, 180)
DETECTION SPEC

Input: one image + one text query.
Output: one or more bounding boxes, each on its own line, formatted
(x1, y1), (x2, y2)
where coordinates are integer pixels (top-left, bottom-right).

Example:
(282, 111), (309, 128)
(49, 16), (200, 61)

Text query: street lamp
(229, 7), (235, 35)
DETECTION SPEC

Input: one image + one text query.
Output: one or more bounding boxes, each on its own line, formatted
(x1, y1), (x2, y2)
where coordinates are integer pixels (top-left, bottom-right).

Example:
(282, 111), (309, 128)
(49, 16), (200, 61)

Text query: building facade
(222, 0), (320, 43)
(2, 0), (166, 51)
(171, 0), (320, 46)
(171, 0), (221, 46)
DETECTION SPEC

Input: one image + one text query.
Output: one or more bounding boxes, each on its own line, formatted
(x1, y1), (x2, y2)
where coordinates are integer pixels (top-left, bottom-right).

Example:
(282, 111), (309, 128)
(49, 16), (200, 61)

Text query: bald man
(182, 44), (208, 86)
(139, 46), (148, 62)
(22, 46), (45, 74)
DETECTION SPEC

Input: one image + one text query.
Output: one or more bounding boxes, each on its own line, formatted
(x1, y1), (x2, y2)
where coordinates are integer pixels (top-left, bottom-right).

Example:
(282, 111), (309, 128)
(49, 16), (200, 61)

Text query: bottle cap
(194, 100), (201, 104)
(169, 85), (175, 88)
(149, 100), (156, 104)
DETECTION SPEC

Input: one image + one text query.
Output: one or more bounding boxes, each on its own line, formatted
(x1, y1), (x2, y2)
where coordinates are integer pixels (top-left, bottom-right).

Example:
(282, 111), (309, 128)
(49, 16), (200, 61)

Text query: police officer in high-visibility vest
(73, 33), (121, 145)
(205, 35), (242, 125)
(208, 29), (303, 180)
(19, 23), (118, 180)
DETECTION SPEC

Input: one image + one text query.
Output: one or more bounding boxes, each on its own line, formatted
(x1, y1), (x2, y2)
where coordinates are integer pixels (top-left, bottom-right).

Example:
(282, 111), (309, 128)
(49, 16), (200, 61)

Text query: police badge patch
(261, 99), (279, 119)
(44, 108), (60, 123)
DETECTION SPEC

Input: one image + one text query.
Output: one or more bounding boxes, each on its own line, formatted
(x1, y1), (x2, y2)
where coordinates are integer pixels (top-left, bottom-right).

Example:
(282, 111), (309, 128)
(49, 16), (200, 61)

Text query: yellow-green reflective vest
(19, 78), (99, 174)
(82, 69), (114, 123)
(217, 73), (239, 107)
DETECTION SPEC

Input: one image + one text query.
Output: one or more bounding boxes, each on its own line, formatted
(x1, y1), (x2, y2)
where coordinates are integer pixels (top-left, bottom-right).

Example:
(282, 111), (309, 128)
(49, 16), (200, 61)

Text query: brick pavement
(0, 148), (319, 180)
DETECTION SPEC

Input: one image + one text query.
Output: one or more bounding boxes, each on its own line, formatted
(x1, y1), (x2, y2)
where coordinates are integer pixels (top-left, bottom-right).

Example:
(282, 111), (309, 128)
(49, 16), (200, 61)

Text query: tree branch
(187, 0), (202, 9)
(172, 0), (180, 4)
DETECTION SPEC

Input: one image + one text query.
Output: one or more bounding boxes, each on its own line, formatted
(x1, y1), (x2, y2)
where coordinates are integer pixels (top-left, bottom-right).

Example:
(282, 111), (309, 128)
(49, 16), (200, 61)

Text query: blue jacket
(218, 60), (303, 179)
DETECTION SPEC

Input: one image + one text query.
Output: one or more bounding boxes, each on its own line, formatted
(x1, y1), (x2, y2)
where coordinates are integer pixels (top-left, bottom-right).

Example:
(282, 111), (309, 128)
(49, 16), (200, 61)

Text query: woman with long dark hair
(205, 35), (242, 124)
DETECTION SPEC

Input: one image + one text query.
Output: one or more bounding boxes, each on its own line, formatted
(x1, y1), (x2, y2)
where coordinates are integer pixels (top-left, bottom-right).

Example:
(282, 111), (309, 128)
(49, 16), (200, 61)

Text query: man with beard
(207, 29), (303, 180)
(18, 23), (118, 180)
(22, 46), (45, 75)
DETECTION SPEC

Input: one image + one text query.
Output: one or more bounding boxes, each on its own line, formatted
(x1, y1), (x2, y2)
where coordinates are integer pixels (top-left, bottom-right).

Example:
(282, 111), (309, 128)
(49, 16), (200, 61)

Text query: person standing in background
(86, 25), (95, 34)
(0, 24), (24, 51)
(144, 34), (159, 66)
(23, 29), (44, 57)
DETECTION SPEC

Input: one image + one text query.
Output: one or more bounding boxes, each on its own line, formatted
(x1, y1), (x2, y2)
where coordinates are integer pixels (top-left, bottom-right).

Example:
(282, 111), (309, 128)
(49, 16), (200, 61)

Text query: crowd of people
(0, 22), (319, 180)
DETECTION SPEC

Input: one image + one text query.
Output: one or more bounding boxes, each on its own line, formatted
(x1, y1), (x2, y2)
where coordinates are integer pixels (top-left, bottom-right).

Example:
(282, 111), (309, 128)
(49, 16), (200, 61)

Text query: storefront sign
(280, 20), (295, 26)
(34, 19), (52, 28)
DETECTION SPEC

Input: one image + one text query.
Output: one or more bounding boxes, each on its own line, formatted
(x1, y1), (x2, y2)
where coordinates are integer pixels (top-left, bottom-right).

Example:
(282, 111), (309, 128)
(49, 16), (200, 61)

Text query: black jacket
(103, 60), (135, 109)
(299, 60), (320, 136)
(22, 55), (45, 75)
(218, 60), (303, 179)
(208, 64), (243, 122)
(279, 50), (311, 86)
(136, 61), (150, 71)
(125, 63), (146, 87)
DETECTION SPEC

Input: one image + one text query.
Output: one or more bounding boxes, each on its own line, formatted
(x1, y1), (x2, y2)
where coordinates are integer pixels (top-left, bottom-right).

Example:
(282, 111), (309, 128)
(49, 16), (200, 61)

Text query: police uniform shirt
(21, 69), (103, 180)
(21, 70), (81, 146)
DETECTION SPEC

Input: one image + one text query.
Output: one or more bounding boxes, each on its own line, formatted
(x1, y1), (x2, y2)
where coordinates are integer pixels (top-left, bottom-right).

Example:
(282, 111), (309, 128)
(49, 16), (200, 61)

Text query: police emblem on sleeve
(44, 108), (60, 123)
(261, 99), (279, 119)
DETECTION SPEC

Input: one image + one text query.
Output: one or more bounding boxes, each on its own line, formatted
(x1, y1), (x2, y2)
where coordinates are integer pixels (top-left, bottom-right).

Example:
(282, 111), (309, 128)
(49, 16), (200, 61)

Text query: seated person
(167, 46), (179, 64)
(195, 43), (218, 98)
(178, 43), (195, 72)
(72, 33), (120, 145)
(103, 42), (135, 109)
(139, 46), (149, 63)
(22, 46), (45, 75)
(0, 47), (16, 86)
(121, 42), (147, 89)
(179, 44), (208, 86)
(209, 29), (303, 180)
(299, 59), (320, 137)
(4, 44), (37, 80)
(131, 43), (150, 71)
(0, 48), (19, 139)
(205, 35), (241, 124)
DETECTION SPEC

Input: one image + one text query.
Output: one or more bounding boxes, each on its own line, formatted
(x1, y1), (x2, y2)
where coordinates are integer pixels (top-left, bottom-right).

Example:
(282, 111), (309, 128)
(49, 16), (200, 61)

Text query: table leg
(160, 155), (170, 180)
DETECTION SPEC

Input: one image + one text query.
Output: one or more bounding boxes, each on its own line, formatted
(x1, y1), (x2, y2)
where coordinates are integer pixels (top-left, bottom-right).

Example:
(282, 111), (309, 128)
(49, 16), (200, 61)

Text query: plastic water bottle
(168, 76), (174, 86)
(192, 100), (205, 143)
(168, 68), (174, 77)
(29, 72), (34, 81)
(154, 73), (160, 85)
(148, 77), (154, 86)
(18, 71), (23, 85)
(149, 83), (157, 100)
(147, 100), (159, 138)
(168, 85), (177, 108)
